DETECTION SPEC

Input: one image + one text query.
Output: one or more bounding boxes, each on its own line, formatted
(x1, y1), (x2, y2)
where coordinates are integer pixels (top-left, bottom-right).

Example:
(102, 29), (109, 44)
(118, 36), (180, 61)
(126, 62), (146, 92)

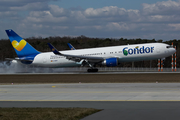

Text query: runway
(1, 83), (180, 119)
(1, 83), (180, 101)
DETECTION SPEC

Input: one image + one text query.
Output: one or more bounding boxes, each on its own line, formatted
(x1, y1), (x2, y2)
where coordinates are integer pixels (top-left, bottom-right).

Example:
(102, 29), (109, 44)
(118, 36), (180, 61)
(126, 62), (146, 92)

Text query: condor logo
(123, 46), (154, 56)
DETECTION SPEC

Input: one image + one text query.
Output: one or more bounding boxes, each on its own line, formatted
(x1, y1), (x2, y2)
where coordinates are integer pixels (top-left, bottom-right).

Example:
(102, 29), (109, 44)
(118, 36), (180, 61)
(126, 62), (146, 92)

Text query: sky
(0, 0), (180, 41)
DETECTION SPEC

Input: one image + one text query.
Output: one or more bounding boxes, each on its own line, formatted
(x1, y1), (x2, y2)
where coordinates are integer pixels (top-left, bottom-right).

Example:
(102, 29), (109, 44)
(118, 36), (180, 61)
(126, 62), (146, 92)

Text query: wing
(48, 43), (104, 63)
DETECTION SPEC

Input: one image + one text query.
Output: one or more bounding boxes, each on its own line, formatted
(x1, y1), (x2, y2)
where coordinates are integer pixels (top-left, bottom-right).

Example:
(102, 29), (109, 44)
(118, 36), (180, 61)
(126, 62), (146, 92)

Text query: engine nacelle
(102, 58), (119, 67)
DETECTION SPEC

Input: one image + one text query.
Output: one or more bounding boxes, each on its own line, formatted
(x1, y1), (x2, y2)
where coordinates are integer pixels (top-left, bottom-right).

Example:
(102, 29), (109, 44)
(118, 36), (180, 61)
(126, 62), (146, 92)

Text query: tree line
(0, 35), (179, 68)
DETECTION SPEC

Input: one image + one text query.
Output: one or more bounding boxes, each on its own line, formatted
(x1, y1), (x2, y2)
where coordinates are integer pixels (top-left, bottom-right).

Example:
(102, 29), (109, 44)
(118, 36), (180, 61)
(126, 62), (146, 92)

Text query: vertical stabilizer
(5, 29), (40, 59)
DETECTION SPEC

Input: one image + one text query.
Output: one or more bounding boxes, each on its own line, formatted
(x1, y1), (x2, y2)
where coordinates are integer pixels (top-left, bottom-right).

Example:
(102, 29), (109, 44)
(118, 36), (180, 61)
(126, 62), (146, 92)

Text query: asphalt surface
(0, 101), (180, 120)
(1, 83), (180, 119)
(1, 83), (180, 101)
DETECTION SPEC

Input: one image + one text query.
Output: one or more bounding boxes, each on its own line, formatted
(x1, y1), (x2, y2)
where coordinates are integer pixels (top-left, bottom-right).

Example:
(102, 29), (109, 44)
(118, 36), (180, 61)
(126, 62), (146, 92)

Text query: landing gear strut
(87, 68), (98, 72)
(85, 61), (98, 72)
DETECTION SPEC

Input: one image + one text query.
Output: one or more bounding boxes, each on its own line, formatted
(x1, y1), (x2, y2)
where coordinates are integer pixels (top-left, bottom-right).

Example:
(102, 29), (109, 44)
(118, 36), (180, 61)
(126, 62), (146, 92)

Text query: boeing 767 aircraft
(5, 29), (176, 72)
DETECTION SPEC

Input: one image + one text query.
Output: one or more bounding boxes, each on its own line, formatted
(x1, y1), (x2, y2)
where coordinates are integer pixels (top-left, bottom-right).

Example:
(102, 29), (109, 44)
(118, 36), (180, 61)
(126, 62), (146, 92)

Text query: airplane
(5, 29), (176, 72)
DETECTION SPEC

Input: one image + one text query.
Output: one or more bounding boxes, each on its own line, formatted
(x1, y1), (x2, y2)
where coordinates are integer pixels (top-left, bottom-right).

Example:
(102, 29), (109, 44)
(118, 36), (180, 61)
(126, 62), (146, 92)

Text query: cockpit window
(166, 45), (173, 48)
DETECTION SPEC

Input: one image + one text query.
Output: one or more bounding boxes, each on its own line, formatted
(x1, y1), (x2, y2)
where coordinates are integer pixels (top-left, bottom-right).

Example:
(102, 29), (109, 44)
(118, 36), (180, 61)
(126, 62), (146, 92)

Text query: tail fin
(5, 29), (40, 58)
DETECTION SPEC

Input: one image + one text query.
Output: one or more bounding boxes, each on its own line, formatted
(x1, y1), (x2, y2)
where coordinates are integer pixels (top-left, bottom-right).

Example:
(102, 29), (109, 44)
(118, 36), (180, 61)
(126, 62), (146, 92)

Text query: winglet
(47, 43), (62, 55)
(67, 43), (76, 50)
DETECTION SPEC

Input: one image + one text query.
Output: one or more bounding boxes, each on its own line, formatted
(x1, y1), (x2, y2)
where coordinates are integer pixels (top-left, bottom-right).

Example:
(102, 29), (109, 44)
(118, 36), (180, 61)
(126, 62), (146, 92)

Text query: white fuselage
(18, 43), (175, 68)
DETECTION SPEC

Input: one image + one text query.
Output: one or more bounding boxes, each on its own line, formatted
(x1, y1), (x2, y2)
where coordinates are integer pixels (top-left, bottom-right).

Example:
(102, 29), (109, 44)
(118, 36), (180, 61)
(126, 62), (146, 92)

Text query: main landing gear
(87, 68), (98, 72)
(85, 62), (98, 72)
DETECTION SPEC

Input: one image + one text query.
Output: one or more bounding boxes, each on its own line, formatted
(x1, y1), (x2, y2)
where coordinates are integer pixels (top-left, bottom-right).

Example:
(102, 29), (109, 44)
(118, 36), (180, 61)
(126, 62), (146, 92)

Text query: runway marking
(1, 100), (180, 102)
(1, 91), (180, 94)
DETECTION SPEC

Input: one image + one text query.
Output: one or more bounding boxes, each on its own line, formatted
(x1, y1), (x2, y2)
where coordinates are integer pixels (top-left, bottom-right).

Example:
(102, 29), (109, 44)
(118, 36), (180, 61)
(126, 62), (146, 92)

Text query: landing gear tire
(87, 68), (98, 72)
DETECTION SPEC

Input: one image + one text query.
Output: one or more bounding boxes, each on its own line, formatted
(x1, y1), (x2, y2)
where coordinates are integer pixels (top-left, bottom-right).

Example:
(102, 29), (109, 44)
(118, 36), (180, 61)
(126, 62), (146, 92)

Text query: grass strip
(0, 108), (101, 120)
(1, 74), (180, 83)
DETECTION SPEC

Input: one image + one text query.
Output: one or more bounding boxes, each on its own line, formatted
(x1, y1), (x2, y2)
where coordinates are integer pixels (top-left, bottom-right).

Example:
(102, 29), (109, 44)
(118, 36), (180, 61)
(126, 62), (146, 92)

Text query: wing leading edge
(47, 43), (104, 63)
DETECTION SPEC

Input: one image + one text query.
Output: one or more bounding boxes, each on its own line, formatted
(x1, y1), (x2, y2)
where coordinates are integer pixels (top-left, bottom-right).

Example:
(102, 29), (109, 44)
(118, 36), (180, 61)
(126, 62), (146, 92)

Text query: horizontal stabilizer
(5, 58), (33, 62)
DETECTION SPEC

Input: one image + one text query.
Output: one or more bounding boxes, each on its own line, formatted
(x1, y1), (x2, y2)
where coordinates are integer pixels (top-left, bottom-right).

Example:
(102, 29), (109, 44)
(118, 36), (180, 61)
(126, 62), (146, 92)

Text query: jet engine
(102, 58), (119, 67)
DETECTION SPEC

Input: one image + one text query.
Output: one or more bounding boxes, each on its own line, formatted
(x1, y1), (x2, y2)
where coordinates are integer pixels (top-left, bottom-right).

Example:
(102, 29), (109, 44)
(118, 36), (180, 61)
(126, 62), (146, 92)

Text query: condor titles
(123, 46), (154, 56)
